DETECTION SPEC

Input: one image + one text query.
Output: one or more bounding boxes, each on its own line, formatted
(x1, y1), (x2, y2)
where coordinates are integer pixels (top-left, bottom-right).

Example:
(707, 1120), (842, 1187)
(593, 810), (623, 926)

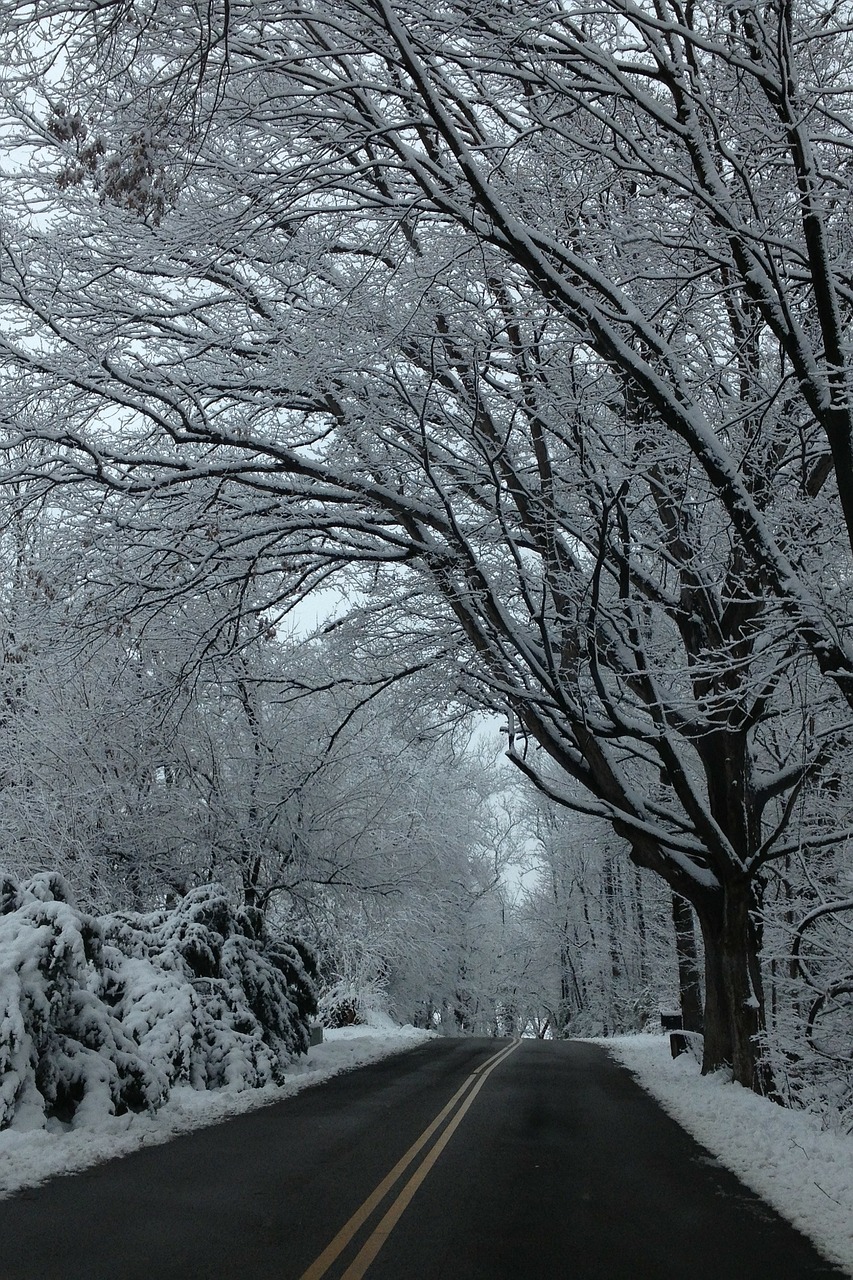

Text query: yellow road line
(298, 1040), (520, 1280)
(339, 1039), (522, 1279)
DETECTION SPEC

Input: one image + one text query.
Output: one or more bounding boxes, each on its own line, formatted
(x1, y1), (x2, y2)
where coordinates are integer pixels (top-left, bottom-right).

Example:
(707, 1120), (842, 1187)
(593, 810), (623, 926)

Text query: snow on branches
(0, 874), (317, 1131)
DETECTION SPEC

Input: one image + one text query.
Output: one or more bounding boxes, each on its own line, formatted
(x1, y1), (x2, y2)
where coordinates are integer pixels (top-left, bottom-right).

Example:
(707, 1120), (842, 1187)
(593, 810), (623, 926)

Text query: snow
(600, 1034), (853, 1277)
(0, 879), (319, 1128)
(0, 1013), (433, 1202)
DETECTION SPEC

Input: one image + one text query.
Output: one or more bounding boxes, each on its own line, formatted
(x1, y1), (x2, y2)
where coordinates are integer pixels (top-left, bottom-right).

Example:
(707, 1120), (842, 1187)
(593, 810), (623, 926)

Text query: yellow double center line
(299, 1038), (522, 1280)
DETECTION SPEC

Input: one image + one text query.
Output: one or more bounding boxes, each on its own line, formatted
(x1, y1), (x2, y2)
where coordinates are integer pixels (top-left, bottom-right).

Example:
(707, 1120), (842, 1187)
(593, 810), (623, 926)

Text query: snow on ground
(0, 1014), (433, 1202)
(601, 1034), (853, 1277)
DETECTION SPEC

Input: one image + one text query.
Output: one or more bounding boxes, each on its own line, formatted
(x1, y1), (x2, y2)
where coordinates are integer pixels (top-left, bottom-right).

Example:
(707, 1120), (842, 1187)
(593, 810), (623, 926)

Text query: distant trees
(309, 813), (522, 1035)
(0, 477), (519, 1029)
(0, 0), (852, 1092)
(519, 805), (679, 1039)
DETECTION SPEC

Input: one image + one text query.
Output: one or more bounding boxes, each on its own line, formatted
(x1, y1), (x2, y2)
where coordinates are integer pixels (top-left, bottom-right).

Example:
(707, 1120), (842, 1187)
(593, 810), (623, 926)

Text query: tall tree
(2, 0), (853, 1089)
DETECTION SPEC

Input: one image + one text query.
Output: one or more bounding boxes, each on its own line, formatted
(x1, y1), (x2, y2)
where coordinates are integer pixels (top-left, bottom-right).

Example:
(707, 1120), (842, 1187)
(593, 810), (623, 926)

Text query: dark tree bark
(671, 892), (704, 1035)
(693, 879), (770, 1093)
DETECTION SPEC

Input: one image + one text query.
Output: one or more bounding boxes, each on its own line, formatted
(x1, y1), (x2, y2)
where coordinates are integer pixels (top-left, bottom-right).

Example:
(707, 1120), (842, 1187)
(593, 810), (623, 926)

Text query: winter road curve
(0, 1038), (843, 1279)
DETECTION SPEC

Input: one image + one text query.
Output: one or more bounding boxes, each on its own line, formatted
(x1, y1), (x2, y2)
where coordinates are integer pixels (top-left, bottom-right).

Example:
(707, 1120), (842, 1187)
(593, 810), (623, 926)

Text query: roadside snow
(0, 1014), (433, 1202)
(602, 1034), (853, 1277)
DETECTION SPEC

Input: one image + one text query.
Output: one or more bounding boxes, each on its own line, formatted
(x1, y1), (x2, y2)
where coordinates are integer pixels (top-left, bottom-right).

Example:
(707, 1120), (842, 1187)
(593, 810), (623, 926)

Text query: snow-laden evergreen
(0, 873), (316, 1130)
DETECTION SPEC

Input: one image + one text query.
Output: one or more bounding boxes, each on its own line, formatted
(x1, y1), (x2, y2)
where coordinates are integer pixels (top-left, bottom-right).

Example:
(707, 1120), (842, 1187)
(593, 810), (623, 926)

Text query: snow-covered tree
(518, 803), (682, 1038)
(1, 0), (853, 1093)
(0, 488), (520, 1034)
(0, 873), (316, 1129)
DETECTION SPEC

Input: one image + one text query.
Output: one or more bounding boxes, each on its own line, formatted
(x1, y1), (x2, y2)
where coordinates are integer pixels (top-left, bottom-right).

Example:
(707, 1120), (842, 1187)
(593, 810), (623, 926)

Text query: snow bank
(602, 1034), (853, 1277)
(0, 1013), (433, 1200)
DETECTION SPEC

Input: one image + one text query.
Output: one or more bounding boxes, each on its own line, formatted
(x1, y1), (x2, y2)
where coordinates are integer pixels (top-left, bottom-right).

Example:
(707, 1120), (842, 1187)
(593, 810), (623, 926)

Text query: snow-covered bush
(0, 874), (316, 1130)
(318, 975), (389, 1029)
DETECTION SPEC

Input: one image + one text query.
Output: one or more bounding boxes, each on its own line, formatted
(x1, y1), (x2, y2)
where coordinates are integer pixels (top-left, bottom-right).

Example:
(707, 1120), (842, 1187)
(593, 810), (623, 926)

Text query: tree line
(0, 0), (850, 1106)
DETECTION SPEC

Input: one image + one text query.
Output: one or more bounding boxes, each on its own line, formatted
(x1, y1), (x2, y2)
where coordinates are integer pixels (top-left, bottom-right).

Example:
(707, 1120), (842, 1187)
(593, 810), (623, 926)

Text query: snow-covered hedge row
(0, 874), (317, 1130)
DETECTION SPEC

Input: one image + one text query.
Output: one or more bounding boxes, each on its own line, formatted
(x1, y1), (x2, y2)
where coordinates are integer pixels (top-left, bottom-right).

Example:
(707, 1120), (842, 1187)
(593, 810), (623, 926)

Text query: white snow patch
(0, 1015), (433, 1201)
(599, 1034), (853, 1277)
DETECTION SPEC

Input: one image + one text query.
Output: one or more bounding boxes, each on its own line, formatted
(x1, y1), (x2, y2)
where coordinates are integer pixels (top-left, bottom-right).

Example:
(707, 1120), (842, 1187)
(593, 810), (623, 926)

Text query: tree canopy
(0, 0), (852, 1092)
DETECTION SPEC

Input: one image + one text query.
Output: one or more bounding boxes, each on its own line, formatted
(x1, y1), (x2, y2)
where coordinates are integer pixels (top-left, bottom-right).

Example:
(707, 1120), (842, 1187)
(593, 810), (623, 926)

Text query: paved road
(0, 1039), (843, 1279)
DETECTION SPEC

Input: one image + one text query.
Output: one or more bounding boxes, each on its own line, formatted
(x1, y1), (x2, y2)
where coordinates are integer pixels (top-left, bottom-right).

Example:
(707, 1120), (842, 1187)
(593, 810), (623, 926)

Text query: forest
(0, 0), (851, 1132)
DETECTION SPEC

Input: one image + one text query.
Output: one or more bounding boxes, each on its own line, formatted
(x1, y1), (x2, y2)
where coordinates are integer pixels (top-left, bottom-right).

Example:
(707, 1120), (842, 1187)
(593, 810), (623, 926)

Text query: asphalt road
(0, 1039), (843, 1279)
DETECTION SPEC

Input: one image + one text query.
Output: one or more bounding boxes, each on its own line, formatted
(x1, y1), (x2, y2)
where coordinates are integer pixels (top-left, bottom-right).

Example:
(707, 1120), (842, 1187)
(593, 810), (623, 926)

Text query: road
(0, 1039), (843, 1279)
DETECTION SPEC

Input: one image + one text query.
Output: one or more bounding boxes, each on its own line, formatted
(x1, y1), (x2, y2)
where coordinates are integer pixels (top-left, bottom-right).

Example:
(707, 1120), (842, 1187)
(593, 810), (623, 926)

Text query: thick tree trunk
(242, 869), (261, 909)
(670, 892), (703, 1033)
(695, 878), (771, 1093)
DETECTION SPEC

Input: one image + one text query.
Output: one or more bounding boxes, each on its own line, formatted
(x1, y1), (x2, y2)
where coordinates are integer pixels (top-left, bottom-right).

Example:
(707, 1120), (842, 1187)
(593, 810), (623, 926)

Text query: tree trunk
(695, 878), (771, 1093)
(603, 853), (622, 1032)
(558, 931), (582, 1036)
(671, 892), (703, 1033)
(634, 865), (649, 989)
